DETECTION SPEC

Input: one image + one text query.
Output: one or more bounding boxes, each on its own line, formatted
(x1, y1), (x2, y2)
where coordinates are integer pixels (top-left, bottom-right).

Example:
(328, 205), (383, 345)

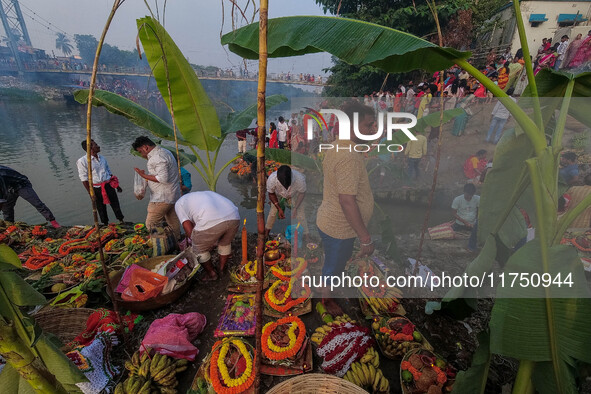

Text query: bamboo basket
(400, 348), (456, 394)
(34, 307), (94, 346)
(111, 254), (198, 312)
(267, 373), (368, 394)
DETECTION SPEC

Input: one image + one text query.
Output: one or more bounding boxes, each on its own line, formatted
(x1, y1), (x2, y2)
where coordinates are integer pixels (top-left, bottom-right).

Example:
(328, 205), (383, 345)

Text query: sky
(9, 0), (334, 76)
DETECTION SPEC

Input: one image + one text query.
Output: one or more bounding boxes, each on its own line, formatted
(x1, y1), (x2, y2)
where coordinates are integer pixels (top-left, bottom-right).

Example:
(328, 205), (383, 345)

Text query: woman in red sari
(269, 122), (279, 148)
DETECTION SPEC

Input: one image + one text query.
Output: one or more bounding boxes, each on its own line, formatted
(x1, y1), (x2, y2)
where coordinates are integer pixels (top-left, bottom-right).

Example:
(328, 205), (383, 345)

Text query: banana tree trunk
(0, 320), (65, 394)
(254, 0), (269, 392)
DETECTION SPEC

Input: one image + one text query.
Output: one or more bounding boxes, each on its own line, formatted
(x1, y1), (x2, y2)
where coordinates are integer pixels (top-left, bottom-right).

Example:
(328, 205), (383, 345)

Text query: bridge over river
(0, 65), (328, 87)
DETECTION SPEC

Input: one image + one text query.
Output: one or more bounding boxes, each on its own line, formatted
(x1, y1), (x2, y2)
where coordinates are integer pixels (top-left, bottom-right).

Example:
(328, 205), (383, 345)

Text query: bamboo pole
(85, 0), (124, 322)
(254, 0), (268, 392)
(415, 0), (446, 271)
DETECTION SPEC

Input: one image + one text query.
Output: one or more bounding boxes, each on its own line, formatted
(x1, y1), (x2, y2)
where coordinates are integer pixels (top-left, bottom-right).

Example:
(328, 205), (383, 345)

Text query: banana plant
(221, 7), (591, 393)
(0, 245), (86, 393)
(77, 16), (288, 191)
(74, 88), (287, 191)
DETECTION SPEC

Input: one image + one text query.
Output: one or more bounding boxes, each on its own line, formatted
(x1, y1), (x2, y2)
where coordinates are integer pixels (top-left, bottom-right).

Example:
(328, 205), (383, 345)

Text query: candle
(241, 219), (247, 265)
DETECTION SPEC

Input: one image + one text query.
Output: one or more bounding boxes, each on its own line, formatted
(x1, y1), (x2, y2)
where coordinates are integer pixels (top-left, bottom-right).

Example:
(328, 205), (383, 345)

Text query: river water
(0, 99), (448, 235)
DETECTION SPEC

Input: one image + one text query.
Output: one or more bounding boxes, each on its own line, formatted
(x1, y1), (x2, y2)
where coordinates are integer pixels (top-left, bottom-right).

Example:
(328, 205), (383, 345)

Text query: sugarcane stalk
(0, 319), (65, 394)
(254, 0), (269, 392)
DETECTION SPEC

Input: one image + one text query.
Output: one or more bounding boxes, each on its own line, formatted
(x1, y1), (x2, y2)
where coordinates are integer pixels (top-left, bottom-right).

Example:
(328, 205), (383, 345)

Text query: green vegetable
(412, 331), (422, 342)
(402, 370), (413, 382)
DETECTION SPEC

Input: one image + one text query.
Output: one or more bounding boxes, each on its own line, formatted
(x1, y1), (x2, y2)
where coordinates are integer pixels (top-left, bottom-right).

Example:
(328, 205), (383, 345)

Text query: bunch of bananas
(114, 349), (189, 394)
(310, 314), (357, 345)
(343, 353), (389, 393)
(365, 297), (403, 315)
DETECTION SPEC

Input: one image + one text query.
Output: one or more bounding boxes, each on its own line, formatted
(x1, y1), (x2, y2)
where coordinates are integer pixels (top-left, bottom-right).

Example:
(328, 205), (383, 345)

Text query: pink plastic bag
(141, 313), (207, 360)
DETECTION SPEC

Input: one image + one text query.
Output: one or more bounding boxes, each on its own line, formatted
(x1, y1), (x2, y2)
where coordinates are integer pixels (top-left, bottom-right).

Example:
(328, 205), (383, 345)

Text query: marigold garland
(271, 257), (307, 281)
(264, 279), (311, 312)
(261, 316), (306, 361)
(401, 361), (422, 381)
(209, 339), (255, 394)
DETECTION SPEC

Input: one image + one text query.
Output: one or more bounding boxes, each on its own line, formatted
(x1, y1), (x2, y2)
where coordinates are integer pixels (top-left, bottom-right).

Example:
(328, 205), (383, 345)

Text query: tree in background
(55, 33), (73, 57)
(316, 0), (505, 96)
(74, 34), (147, 68)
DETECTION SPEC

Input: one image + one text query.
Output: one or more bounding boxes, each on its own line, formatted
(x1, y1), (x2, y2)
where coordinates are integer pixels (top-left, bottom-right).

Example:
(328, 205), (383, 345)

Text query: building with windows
(487, 0), (591, 57)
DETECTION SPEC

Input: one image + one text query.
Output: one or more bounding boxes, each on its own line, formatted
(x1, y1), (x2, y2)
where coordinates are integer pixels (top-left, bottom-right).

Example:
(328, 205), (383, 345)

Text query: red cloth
(142, 313), (207, 360)
(67, 308), (140, 349)
(269, 129), (278, 148)
(93, 175), (119, 205)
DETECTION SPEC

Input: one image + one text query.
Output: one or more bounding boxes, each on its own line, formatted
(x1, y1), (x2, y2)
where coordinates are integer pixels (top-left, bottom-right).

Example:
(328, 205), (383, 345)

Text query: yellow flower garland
(271, 257), (306, 278)
(217, 339), (253, 388)
(244, 260), (256, 276)
(263, 321), (297, 353)
(266, 279), (293, 305)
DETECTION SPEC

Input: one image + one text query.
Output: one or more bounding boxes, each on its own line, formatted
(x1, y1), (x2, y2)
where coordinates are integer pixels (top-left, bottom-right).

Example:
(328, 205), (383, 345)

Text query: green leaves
(223, 95), (288, 135)
(74, 89), (185, 145)
(0, 272), (46, 307)
(221, 16), (471, 73)
(452, 331), (491, 394)
(137, 16), (221, 151)
(477, 128), (532, 246)
(246, 148), (318, 171)
(0, 244), (21, 268)
(490, 240), (591, 393)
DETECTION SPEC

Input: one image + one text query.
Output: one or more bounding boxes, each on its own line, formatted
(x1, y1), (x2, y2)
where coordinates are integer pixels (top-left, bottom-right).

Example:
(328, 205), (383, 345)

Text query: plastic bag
(134, 172), (147, 200)
(141, 313), (207, 360)
(121, 269), (168, 301)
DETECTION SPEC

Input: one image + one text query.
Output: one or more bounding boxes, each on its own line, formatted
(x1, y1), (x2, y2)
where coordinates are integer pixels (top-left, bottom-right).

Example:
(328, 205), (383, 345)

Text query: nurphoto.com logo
(304, 108), (418, 153)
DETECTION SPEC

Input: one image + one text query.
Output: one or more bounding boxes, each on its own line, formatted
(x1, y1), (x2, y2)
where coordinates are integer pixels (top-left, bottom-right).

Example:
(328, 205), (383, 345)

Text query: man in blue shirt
(559, 152), (579, 186)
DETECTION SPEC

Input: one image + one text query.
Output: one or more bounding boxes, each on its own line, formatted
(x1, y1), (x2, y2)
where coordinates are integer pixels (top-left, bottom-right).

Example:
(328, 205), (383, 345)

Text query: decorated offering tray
(191, 338), (256, 394)
(400, 348), (456, 394)
(260, 316), (312, 375)
(263, 278), (312, 317)
(214, 294), (256, 338)
(372, 316), (432, 360)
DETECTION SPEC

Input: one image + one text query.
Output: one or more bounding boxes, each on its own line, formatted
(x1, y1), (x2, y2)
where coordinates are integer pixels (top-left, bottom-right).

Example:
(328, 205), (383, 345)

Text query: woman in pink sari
(563, 33), (583, 68)
(569, 30), (591, 69)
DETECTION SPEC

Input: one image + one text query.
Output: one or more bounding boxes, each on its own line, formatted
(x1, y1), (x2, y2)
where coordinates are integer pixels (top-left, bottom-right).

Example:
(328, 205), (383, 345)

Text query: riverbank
(0, 76), (66, 100)
(2, 219), (516, 393)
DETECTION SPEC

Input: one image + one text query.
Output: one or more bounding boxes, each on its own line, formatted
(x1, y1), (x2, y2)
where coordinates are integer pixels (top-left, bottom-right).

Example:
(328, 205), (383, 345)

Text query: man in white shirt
(265, 165), (308, 239)
(555, 35), (570, 70)
(132, 136), (181, 239)
(277, 116), (289, 149)
(175, 191), (240, 280)
(451, 183), (480, 231)
(77, 139), (124, 225)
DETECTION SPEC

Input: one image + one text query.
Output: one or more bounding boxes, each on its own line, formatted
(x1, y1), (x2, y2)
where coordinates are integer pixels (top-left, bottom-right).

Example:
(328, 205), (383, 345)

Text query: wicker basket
(34, 308), (94, 345)
(267, 374), (368, 394)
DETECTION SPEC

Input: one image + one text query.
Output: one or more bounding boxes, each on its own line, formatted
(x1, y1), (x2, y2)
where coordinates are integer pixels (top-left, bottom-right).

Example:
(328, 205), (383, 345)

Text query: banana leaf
(523, 69), (591, 129)
(137, 16), (221, 151)
(221, 16), (471, 73)
(223, 95), (288, 135)
(452, 331), (491, 394)
(489, 240), (591, 393)
(246, 148), (317, 171)
(74, 89), (187, 145)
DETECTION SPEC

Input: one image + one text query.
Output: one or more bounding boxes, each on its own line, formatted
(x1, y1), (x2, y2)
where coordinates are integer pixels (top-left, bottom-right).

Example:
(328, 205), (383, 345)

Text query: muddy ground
(101, 231), (518, 394)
